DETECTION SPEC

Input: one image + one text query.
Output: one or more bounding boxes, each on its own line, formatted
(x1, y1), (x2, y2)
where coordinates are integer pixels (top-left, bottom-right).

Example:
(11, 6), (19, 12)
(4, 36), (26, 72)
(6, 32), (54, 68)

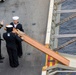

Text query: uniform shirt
(10, 22), (24, 32)
(3, 32), (21, 48)
(14, 24), (17, 28)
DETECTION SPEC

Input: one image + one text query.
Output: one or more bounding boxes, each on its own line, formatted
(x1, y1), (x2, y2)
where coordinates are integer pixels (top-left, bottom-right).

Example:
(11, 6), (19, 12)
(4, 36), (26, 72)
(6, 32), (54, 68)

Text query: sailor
(10, 16), (24, 58)
(3, 25), (21, 68)
(0, 21), (4, 61)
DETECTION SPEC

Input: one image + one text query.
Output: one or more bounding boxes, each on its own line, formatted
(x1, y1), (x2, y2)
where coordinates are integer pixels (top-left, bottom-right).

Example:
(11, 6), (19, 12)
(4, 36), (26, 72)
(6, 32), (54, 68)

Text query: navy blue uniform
(10, 22), (24, 32)
(10, 22), (24, 57)
(3, 29), (21, 67)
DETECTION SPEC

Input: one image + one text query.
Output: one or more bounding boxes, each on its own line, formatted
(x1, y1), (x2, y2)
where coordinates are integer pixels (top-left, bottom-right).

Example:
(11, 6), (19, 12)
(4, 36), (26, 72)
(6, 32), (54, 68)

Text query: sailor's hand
(0, 20), (4, 27)
(12, 28), (17, 33)
(4, 24), (9, 30)
(21, 36), (24, 40)
(0, 20), (4, 25)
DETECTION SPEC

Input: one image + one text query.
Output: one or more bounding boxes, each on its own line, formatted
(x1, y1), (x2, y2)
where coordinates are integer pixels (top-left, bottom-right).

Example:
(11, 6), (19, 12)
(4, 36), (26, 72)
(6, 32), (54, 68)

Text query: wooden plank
(59, 53), (76, 68)
(21, 34), (69, 66)
(13, 29), (70, 66)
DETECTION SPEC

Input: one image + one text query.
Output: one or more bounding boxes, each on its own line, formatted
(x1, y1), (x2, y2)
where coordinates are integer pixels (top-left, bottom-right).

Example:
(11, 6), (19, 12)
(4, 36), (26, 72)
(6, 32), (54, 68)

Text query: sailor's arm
(0, 20), (4, 29)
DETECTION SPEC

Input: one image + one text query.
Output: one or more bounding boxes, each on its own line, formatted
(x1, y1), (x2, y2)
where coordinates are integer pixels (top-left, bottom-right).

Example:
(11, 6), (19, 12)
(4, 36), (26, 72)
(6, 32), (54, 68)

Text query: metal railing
(47, 64), (76, 75)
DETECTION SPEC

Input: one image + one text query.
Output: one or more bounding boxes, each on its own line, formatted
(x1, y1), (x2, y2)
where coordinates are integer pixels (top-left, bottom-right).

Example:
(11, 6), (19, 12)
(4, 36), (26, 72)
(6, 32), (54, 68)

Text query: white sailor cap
(6, 25), (13, 28)
(12, 16), (19, 20)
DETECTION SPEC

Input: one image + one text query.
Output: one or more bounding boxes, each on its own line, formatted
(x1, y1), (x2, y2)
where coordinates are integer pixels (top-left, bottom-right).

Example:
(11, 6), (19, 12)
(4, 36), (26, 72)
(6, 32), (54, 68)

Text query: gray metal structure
(43, 0), (76, 75)
(47, 64), (76, 75)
